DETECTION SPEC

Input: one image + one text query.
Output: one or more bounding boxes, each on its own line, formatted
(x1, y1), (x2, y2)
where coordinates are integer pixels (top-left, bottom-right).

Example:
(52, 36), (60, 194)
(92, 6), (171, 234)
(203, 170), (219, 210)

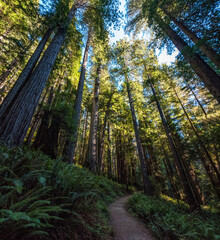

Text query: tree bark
(107, 121), (112, 179)
(162, 20), (220, 103)
(126, 79), (153, 195)
(0, 27), (53, 116)
(85, 64), (101, 172)
(173, 87), (220, 199)
(79, 111), (89, 165)
(150, 83), (200, 210)
(98, 93), (113, 172)
(63, 28), (91, 163)
(0, 4), (77, 146)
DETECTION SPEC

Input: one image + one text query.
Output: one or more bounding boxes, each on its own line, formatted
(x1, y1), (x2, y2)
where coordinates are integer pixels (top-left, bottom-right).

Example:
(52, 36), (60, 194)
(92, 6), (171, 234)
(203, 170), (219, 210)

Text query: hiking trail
(109, 196), (154, 240)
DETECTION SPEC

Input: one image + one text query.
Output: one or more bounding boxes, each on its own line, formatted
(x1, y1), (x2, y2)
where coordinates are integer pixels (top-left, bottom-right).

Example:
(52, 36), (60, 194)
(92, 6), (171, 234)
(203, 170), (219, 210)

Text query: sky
(110, 0), (179, 65)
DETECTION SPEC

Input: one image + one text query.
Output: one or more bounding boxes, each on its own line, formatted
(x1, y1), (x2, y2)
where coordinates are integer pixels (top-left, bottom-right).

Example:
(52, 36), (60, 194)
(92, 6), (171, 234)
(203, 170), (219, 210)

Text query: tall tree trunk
(34, 113), (62, 159)
(126, 79), (153, 195)
(162, 147), (180, 199)
(0, 27), (54, 115)
(163, 10), (220, 69)
(79, 111), (89, 165)
(186, 82), (207, 117)
(171, 131), (204, 206)
(63, 28), (91, 163)
(98, 93), (113, 172)
(116, 132), (122, 183)
(0, 4), (77, 146)
(150, 83), (200, 210)
(173, 87), (220, 199)
(107, 121), (112, 179)
(161, 19), (220, 103)
(84, 64), (101, 172)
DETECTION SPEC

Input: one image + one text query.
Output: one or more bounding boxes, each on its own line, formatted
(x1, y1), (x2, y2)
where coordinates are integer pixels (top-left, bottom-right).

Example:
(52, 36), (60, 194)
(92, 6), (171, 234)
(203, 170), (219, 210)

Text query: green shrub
(0, 145), (123, 239)
(127, 193), (220, 240)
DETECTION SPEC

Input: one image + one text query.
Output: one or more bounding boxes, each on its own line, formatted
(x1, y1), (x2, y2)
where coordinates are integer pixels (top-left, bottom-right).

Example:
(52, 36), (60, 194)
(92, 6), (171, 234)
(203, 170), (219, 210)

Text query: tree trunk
(126, 79), (153, 195)
(186, 82), (207, 117)
(162, 19), (220, 103)
(107, 121), (112, 179)
(85, 64), (101, 172)
(98, 94), (113, 172)
(63, 28), (91, 163)
(150, 83), (200, 210)
(173, 87), (220, 199)
(0, 4), (77, 146)
(164, 10), (220, 69)
(79, 111), (89, 165)
(163, 147), (181, 199)
(0, 27), (53, 116)
(34, 112), (62, 159)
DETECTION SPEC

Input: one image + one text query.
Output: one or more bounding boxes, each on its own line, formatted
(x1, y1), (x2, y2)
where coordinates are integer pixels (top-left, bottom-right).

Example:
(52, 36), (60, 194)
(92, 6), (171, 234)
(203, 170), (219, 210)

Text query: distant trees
(0, 0), (219, 207)
(126, 0), (220, 103)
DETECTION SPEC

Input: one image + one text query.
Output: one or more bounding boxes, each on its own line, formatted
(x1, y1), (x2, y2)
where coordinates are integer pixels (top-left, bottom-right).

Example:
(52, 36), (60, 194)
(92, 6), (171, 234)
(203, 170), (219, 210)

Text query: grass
(0, 145), (124, 240)
(127, 193), (220, 240)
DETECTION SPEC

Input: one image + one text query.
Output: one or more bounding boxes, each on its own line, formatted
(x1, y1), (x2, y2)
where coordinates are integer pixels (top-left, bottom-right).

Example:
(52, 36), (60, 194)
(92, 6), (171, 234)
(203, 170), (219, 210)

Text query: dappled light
(0, 0), (219, 239)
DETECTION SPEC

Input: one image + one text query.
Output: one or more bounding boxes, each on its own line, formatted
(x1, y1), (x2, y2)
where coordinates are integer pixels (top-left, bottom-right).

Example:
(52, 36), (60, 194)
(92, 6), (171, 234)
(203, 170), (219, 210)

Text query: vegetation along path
(109, 196), (154, 240)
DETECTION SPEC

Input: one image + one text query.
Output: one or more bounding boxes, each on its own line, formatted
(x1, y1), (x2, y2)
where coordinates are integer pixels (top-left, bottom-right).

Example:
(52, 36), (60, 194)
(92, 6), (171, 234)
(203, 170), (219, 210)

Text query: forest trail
(109, 196), (154, 240)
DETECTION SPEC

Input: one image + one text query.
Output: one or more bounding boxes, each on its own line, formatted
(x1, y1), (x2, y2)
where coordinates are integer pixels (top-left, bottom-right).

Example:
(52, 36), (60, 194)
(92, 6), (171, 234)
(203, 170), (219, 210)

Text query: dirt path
(109, 196), (154, 240)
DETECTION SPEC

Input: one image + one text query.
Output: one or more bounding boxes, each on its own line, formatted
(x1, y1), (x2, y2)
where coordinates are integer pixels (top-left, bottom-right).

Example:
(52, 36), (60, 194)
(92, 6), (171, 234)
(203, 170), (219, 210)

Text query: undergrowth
(127, 193), (220, 240)
(0, 145), (124, 240)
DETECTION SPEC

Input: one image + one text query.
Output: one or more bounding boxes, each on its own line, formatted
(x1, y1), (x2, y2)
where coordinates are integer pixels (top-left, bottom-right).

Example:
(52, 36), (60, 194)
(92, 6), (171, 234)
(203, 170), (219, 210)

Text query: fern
(0, 145), (123, 239)
(127, 193), (220, 240)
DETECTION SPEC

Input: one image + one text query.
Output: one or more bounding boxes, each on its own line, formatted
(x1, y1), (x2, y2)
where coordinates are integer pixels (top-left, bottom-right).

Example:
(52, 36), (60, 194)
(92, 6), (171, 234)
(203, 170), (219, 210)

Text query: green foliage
(127, 193), (220, 240)
(0, 145), (123, 239)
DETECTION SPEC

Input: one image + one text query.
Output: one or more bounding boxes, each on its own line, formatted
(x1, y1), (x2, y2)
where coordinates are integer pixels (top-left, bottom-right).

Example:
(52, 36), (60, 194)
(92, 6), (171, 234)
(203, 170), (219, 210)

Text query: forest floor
(109, 195), (154, 240)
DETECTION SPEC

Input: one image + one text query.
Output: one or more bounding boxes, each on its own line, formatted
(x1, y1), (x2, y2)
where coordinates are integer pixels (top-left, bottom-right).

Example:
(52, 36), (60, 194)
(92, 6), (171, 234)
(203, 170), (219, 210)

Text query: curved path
(109, 196), (154, 240)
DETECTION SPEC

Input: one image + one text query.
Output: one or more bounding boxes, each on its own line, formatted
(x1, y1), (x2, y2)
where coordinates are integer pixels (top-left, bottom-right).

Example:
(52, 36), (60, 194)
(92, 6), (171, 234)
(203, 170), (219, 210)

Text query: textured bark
(0, 5), (77, 146)
(0, 27), (53, 117)
(25, 114), (41, 144)
(164, 10), (220, 69)
(63, 29), (91, 163)
(126, 80), (153, 195)
(85, 64), (101, 172)
(162, 20), (220, 103)
(150, 83), (200, 210)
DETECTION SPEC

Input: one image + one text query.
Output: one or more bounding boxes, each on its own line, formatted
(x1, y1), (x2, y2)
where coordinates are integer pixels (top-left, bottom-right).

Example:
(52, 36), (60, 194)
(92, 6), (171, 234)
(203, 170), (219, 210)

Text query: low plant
(127, 193), (220, 240)
(0, 145), (123, 239)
